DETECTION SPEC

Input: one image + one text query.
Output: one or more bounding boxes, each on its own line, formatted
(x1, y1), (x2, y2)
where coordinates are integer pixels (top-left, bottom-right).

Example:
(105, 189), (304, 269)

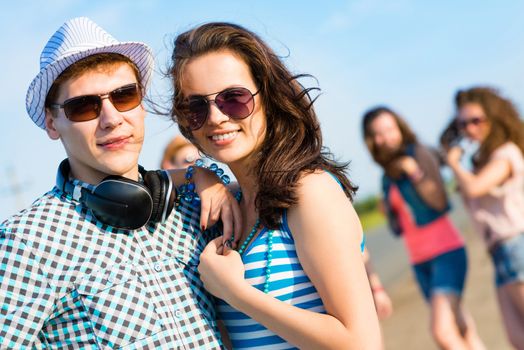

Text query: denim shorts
(413, 247), (467, 301)
(490, 233), (524, 287)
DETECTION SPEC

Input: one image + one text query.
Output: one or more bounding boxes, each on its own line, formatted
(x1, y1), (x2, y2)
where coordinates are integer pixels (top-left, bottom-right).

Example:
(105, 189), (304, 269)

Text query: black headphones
(56, 159), (176, 230)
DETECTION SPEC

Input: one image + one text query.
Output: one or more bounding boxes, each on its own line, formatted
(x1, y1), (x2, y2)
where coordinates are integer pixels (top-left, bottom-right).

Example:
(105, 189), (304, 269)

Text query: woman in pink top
(443, 86), (524, 348)
(363, 106), (485, 350)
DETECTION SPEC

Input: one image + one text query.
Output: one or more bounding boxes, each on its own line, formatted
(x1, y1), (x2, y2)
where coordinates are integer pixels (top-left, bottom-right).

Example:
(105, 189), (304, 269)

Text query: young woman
(169, 22), (382, 349)
(443, 87), (524, 348)
(363, 106), (485, 350)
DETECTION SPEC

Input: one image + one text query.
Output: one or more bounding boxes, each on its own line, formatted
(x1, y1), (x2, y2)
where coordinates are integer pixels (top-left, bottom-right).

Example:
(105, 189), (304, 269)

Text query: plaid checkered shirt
(0, 178), (223, 349)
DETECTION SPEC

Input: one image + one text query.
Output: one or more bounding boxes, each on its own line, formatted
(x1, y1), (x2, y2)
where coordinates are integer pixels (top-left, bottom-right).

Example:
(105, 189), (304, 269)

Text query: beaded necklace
(177, 161), (274, 293)
(235, 193), (274, 294)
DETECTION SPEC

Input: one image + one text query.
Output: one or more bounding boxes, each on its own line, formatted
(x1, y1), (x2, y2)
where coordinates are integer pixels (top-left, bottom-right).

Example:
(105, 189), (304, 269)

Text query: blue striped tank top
(217, 211), (325, 349)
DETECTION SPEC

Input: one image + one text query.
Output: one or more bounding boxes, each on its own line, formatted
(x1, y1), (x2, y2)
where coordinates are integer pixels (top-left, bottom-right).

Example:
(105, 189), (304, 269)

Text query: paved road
(365, 196), (512, 349)
(365, 224), (409, 288)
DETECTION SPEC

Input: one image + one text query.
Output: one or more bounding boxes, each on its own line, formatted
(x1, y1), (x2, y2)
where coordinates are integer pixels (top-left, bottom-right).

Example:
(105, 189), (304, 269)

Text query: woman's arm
(168, 168), (242, 246)
(363, 247), (393, 320)
(198, 171), (383, 349)
(393, 145), (448, 211)
(446, 146), (512, 198)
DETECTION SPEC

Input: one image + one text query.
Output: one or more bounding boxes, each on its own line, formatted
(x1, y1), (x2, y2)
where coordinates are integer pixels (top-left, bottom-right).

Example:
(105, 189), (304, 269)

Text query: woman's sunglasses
(181, 87), (259, 131)
(49, 83), (142, 122)
(456, 116), (486, 130)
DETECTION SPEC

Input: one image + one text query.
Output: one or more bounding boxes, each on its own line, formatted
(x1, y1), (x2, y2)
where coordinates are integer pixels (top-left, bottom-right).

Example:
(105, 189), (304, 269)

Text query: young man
(0, 17), (237, 349)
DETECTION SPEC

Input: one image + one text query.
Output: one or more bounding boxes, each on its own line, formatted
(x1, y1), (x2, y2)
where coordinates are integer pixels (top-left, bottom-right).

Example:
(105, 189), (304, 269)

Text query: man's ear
(45, 108), (61, 140)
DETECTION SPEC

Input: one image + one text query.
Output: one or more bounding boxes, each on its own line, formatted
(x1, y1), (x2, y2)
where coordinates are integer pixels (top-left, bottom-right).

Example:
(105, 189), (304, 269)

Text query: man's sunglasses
(181, 87), (259, 131)
(49, 83), (142, 122)
(456, 116), (486, 130)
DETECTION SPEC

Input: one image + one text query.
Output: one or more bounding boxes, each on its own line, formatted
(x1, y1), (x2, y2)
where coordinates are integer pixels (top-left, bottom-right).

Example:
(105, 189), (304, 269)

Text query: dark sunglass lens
(471, 117), (483, 125)
(216, 88), (254, 119)
(187, 98), (209, 130)
(64, 95), (100, 122)
(458, 117), (484, 130)
(110, 84), (141, 112)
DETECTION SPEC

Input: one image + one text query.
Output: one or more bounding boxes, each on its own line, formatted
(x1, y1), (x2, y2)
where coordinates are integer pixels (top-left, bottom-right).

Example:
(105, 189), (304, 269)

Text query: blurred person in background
(363, 106), (485, 350)
(442, 87), (524, 349)
(160, 134), (200, 170)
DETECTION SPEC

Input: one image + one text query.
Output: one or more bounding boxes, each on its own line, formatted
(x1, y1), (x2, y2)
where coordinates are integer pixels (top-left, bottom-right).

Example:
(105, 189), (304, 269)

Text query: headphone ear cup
(89, 175), (154, 230)
(144, 170), (174, 223)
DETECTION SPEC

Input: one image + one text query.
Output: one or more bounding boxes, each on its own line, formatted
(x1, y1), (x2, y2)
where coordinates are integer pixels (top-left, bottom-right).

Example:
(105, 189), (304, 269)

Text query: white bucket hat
(26, 17), (154, 130)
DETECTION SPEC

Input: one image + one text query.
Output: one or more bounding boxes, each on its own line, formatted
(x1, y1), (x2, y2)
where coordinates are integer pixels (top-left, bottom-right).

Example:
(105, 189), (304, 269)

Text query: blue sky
(1, 1), (524, 219)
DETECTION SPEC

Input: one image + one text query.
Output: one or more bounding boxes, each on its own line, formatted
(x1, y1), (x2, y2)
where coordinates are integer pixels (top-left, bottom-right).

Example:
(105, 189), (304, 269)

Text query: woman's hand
(198, 237), (248, 300)
(446, 146), (463, 167)
(168, 168), (242, 250)
(192, 168), (242, 247)
(397, 156), (418, 175)
(387, 156), (418, 178)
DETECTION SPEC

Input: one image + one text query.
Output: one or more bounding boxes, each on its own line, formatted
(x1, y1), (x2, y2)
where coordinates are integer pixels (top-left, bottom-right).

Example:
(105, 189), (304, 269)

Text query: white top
(466, 142), (524, 247)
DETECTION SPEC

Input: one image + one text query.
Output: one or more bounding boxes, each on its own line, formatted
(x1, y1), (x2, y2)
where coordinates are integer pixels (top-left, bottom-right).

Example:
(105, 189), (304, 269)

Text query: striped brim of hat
(26, 17), (154, 130)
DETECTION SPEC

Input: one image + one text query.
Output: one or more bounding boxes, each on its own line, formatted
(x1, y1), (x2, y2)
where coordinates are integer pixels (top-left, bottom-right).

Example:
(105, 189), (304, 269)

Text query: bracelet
(371, 286), (385, 294)
(408, 168), (425, 183)
(197, 159), (231, 185)
(176, 165), (198, 207)
(176, 159), (231, 207)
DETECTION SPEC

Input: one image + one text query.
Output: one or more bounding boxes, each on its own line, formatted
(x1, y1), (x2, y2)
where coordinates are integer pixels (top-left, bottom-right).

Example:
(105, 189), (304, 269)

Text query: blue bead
(195, 159), (204, 167)
(185, 172), (192, 180)
(209, 163), (218, 171)
(215, 168), (224, 176)
(221, 175), (231, 184)
(187, 183), (195, 191)
(184, 194), (193, 202)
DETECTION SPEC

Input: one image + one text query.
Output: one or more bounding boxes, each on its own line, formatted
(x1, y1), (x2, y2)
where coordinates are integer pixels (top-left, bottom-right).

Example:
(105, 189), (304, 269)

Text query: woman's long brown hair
(361, 106), (418, 171)
(455, 87), (524, 169)
(169, 22), (356, 228)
